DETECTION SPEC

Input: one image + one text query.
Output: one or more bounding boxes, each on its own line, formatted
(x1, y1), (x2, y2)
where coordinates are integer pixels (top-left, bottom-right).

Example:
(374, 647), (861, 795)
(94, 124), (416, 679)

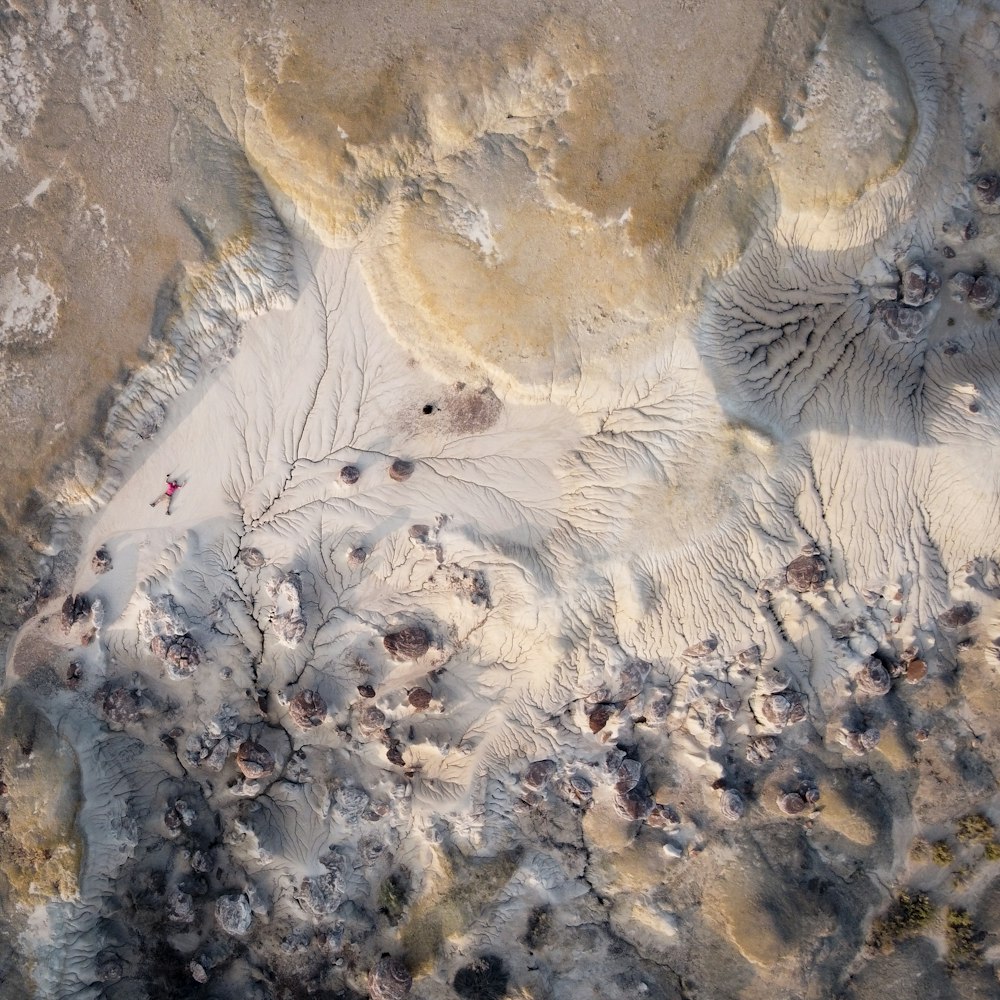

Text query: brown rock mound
(384, 625), (430, 661)
(289, 689), (327, 729)
(236, 740), (275, 780)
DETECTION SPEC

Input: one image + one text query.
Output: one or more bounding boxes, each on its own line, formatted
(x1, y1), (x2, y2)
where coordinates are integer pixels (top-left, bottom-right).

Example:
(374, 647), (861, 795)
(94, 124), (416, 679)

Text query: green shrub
(930, 841), (953, 866)
(951, 865), (973, 890)
(377, 870), (411, 925)
(868, 892), (935, 953)
(956, 814), (995, 844)
(946, 908), (983, 969)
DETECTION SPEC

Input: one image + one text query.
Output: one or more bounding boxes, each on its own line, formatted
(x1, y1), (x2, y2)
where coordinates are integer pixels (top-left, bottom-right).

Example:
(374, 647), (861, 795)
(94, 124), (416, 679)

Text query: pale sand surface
(2, 1), (1000, 998)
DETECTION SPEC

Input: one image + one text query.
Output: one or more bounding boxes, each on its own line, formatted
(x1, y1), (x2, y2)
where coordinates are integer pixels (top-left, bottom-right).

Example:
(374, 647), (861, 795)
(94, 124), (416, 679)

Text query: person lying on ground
(150, 477), (183, 515)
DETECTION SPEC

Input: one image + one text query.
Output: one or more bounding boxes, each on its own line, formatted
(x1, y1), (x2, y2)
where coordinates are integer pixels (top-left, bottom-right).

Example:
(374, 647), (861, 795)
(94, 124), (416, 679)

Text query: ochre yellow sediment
(873, 723), (910, 771)
(237, 21), (597, 245)
(958, 651), (1000, 722)
(234, 20), (653, 393)
(400, 847), (521, 973)
(0, 693), (82, 904)
(708, 875), (795, 966)
(705, 857), (836, 967)
(155, 0), (916, 394)
(224, 3), (858, 395)
(371, 180), (658, 390)
(815, 781), (877, 846)
(582, 797), (634, 854)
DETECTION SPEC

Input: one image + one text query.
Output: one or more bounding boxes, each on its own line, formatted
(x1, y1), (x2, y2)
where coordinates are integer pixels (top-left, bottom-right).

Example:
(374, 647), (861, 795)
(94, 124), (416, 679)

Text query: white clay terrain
(2, 1), (1000, 998)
